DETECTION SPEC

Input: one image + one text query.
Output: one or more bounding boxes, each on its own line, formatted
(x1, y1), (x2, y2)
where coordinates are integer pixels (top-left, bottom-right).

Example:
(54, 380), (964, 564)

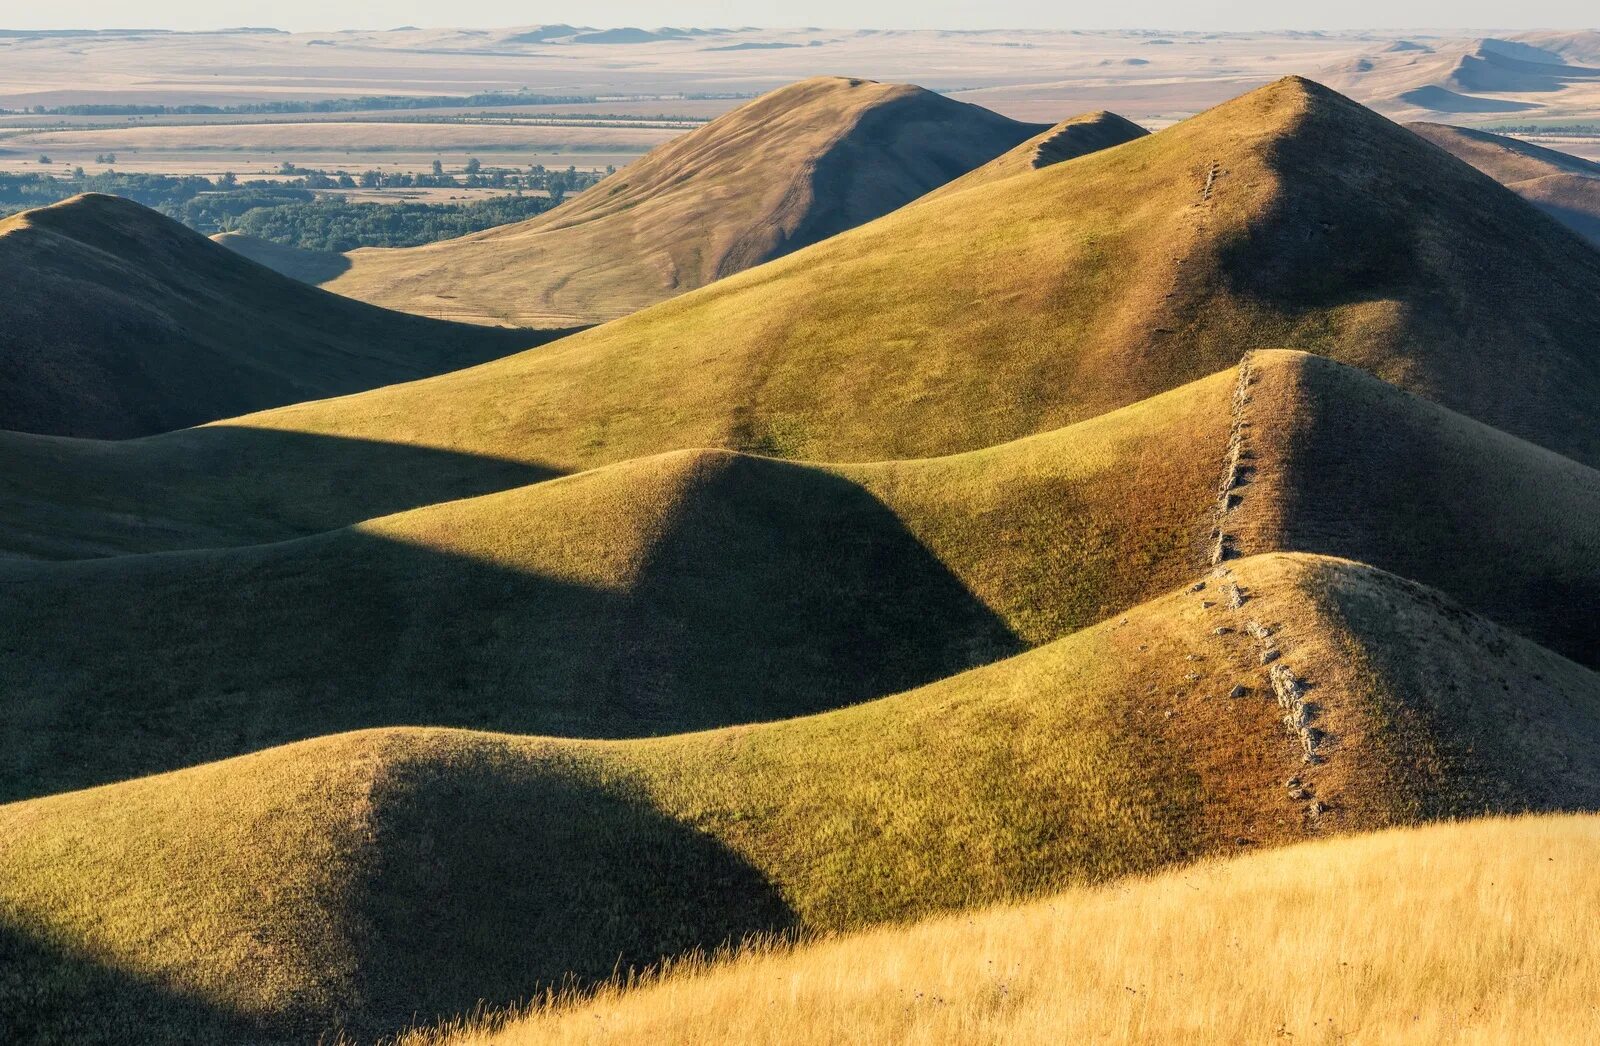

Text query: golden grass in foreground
(3, 553), (1597, 1042)
(439, 814), (1600, 1046)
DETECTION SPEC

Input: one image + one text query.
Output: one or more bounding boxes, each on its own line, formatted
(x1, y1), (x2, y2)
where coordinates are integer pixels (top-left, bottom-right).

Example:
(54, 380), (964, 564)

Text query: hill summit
(0, 195), (550, 439)
(324, 77), (1045, 325)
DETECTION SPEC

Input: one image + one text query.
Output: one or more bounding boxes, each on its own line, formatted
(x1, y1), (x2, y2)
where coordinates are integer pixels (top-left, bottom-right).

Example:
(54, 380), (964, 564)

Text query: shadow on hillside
(353, 745), (799, 1040)
(2, 453), (1022, 800)
(0, 427), (566, 558)
(0, 919), (274, 1045)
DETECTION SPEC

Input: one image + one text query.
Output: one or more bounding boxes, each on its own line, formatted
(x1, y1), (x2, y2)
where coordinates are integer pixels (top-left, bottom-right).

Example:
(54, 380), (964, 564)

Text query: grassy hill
(0, 195), (552, 438)
(152, 78), (1600, 473)
(325, 77), (1044, 326)
(210, 231), (352, 283)
(925, 110), (1148, 198)
(448, 814), (1600, 1045)
(0, 369), (1235, 797)
(4, 351), (1595, 801)
(3, 552), (1597, 1043)
(1408, 122), (1600, 247)
(8, 79), (1600, 560)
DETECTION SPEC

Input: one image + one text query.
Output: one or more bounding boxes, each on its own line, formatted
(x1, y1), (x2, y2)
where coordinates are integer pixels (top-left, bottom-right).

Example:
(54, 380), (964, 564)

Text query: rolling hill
(3, 552), (1597, 1042)
(1408, 122), (1600, 247)
(924, 110), (1148, 198)
(448, 814), (1600, 1045)
(168, 77), (1600, 472)
(324, 77), (1045, 326)
(6, 77), (1600, 562)
(0, 195), (552, 439)
(3, 351), (1595, 801)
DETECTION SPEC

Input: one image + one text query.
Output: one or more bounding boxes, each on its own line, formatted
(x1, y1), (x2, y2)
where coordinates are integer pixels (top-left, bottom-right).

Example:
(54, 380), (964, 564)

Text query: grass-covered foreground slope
(327, 77), (1042, 326)
(3, 553), (1597, 1043)
(0, 368), (1234, 797)
(0, 195), (550, 439)
(269, 77), (1600, 471)
(1408, 121), (1600, 247)
(925, 110), (1148, 199)
(451, 814), (1600, 1046)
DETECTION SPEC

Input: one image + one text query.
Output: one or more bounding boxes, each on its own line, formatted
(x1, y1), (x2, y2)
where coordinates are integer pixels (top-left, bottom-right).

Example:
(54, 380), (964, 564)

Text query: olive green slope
(0, 195), (553, 439)
(0, 368), (1234, 800)
(3, 552), (1597, 1044)
(326, 77), (1044, 326)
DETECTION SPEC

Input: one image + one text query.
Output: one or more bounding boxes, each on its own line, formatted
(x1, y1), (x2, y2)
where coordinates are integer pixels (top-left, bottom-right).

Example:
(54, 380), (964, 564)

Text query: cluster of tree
(0, 169), (587, 250)
(226, 195), (560, 251)
(348, 161), (607, 195)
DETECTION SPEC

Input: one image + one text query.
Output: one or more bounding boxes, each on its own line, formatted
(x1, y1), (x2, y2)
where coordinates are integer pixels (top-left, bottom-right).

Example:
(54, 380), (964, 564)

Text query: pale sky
(7, 2), (1598, 33)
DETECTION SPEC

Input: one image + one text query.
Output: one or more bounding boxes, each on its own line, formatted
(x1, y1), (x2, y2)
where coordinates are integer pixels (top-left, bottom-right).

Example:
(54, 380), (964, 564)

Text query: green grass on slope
(0, 195), (553, 439)
(211, 231), (352, 284)
(0, 369), (1231, 798)
(3, 553), (1598, 1043)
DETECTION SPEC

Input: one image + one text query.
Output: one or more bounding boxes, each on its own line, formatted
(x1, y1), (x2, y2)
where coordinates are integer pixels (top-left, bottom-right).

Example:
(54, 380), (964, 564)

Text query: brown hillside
(325, 77), (1044, 326)
(0, 195), (552, 438)
(240, 78), (1600, 471)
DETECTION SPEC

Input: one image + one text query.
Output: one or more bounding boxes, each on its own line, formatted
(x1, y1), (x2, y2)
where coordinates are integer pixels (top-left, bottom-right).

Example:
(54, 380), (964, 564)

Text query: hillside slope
(457, 815), (1600, 1045)
(210, 231), (352, 283)
(325, 77), (1044, 326)
(3, 553), (1598, 1043)
(197, 77), (1600, 472)
(0, 195), (550, 438)
(925, 110), (1148, 199)
(0, 369), (1235, 797)
(1408, 122), (1600, 247)
(4, 351), (1595, 799)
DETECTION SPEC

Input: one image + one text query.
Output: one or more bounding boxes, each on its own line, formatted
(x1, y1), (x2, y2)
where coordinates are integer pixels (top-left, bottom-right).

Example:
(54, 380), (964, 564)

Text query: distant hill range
(1409, 122), (1600, 248)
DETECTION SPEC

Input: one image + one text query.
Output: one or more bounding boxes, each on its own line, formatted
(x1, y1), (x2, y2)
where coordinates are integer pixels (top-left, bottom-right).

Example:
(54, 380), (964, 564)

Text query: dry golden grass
(3, 552), (1597, 1042)
(328, 77), (1041, 325)
(442, 814), (1600, 1046)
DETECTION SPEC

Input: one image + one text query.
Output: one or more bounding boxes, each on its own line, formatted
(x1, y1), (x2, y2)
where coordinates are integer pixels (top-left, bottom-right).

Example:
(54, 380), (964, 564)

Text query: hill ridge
(325, 76), (1044, 325)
